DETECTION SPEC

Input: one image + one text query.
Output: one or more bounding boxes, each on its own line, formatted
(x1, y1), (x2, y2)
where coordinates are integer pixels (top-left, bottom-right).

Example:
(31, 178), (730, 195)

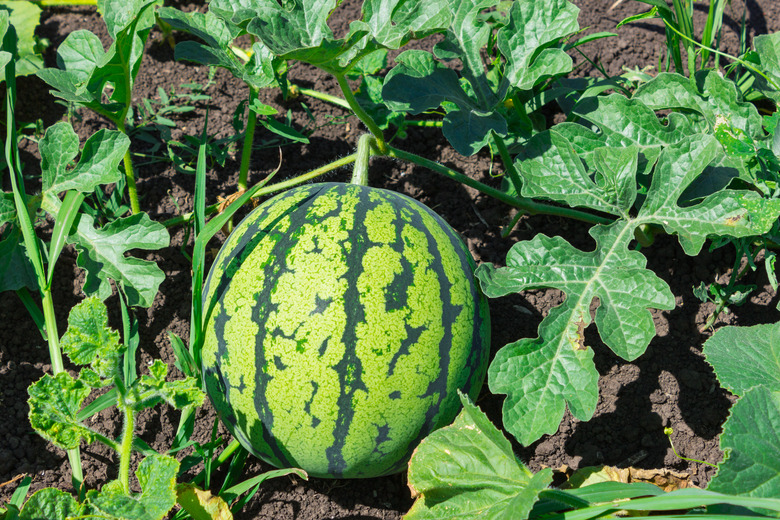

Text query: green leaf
(406, 392), (552, 519)
(382, 49), (506, 156)
(175, 484), (231, 520)
(481, 129), (780, 445)
(707, 387), (780, 499)
(28, 372), (96, 450)
(638, 134), (780, 255)
(60, 296), (124, 380)
(98, 0), (160, 40)
(18, 488), (83, 520)
(37, 1), (160, 123)
(517, 131), (637, 217)
(633, 71), (764, 138)
(704, 322), (780, 399)
(210, 0), (366, 70)
(383, 50), (467, 114)
(87, 454), (179, 520)
(382, 0), (581, 155)
(68, 212), (169, 308)
(0, 226), (38, 292)
(130, 359), (204, 412)
(39, 123), (128, 208)
(752, 32), (780, 102)
(0, 0), (45, 79)
(354, 0), (452, 50)
(477, 224), (674, 443)
(159, 7), (276, 90)
(497, 0), (577, 90)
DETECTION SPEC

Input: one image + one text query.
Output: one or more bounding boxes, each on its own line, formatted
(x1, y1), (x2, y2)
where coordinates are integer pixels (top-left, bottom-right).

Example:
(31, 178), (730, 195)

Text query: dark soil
(1, 0), (779, 518)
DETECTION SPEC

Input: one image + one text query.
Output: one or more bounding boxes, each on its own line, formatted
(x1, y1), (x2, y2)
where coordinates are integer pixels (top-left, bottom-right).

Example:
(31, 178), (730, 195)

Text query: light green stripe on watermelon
(201, 182), (490, 478)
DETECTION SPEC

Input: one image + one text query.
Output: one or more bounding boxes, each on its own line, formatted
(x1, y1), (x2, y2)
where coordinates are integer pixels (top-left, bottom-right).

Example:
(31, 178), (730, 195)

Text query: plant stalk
(162, 152), (359, 228)
(385, 145), (613, 226)
(292, 85), (351, 111)
(122, 147), (141, 215)
(491, 131), (524, 198)
(350, 134), (374, 186)
(334, 73), (387, 153)
(238, 86), (260, 192)
(119, 405), (136, 495)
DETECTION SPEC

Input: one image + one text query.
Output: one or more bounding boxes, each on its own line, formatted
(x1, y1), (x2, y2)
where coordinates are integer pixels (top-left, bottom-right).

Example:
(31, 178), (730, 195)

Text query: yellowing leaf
(176, 484), (232, 520)
(565, 465), (694, 493)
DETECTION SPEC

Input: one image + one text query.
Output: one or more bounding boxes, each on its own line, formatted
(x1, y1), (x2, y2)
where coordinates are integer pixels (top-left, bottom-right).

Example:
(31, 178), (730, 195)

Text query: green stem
(190, 439), (242, 486)
(334, 73), (386, 153)
(116, 121), (140, 215)
(119, 405), (136, 495)
(238, 86), (259, 191)
(41, 291), (65, 375)
(293, 85), (351, 111)
(351, 134), (374, 186)
(664, 428), (718, 467)
(491, 132), (523, 198)
(385, 145), (613, 226)
(4, 58), (85, 494)
(42, 288), (85, 493)
(162, 153), (359, 228)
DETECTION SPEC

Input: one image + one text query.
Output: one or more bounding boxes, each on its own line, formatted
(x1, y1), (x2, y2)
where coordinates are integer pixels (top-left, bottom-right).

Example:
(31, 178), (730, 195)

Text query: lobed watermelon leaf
(478, 125), (780, 444)
(36, 0), (161, 124)
(158, 7), (277, 90)
(68, 212), (168, 308)
(382, 0), (580, 156)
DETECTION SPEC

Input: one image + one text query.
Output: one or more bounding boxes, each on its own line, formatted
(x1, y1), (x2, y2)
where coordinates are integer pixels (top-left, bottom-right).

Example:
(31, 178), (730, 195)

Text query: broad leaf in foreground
(406, 393), (552, 519)
(705, 323), (780, 499)
(477, 133), (780, 445)
(69, 212), (168, 308)
(18, 488), (84, 520)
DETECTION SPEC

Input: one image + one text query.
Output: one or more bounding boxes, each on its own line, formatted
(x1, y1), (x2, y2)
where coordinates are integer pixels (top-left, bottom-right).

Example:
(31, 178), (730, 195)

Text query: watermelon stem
(118, 404), (135, 495)
(238, 85), (260, 192)
(386, 145), (614, 226)
(162, 153), (359, 228)
(335, 73), (387, 153)
(351, 133), (375, 186)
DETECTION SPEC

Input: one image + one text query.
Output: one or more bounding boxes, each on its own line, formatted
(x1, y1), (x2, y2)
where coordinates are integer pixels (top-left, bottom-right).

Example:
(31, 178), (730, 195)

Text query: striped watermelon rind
(202, 182), (490, 478)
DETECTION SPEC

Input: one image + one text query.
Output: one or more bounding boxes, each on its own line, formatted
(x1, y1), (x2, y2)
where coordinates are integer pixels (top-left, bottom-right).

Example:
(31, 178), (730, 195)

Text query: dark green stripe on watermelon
(201, 183), (490, 478)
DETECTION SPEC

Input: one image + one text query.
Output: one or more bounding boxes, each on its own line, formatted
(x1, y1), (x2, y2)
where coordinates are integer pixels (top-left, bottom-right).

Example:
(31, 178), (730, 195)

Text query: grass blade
(46, 190), (85, 288)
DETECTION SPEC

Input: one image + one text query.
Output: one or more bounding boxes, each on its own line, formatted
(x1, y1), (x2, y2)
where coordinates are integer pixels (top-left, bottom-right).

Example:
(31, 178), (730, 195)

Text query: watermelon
(201, 182), (490, 478)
